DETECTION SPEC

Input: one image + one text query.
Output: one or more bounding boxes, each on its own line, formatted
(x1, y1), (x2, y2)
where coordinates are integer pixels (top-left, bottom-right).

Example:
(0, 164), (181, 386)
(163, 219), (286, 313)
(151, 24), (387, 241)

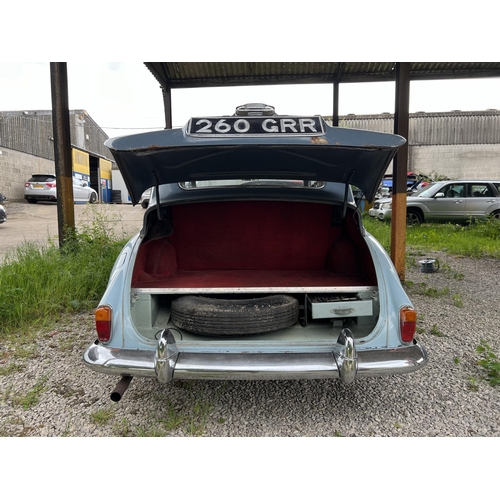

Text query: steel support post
(162, 86), (173, 129)
(332, 80), (339, 127)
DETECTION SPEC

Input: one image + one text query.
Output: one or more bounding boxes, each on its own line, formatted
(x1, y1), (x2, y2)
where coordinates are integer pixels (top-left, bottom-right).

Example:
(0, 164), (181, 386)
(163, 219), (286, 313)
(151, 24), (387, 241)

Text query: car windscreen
(411, 182), (443, 197)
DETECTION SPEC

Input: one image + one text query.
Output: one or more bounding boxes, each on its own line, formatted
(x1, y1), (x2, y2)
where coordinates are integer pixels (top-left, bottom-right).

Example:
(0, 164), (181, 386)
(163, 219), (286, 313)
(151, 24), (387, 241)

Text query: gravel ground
(1, 244), (499, 437)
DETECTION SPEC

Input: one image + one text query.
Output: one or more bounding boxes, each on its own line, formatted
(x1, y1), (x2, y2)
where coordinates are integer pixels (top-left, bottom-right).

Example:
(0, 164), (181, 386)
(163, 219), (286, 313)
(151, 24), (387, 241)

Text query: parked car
(0, 192), (6, 224)
(24, 174), (98, 204)
(83, 103), (428, 401)
(369, 179), (500, 225)
(139, 188), (151, 209)
(381, 172), (421, 193)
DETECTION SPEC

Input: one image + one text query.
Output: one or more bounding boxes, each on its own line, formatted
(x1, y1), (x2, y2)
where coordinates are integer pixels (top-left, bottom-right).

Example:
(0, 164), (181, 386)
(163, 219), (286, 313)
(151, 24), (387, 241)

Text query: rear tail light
(95, 305), (112, 342)
(400, 306), (417, 343)
(25, 182), (30, 187)
(46, 182), (56, 188)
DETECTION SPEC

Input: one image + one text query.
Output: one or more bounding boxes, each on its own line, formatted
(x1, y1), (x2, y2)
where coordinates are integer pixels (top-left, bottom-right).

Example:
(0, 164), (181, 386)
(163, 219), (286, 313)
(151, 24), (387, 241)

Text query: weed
(363, 216), (500, 259)
(57, 335), (76, 352)
(476, 341), (500, 387)
(467, 377), (479, 392)
(113, 418), (132, 437)
(452, 294), (463, 308)
(90, 407), (115, 425)
(13, 345), (37, 360)
(184, 399), (213, 436)
(15, 375), (49, 409)
(454, 357), (460, 364)
(0, 211), (128, 338)
(136, 425), (167, 437)
(423, 285), (449, 298)
(0, 363), (23, 376)
(157, 405), (184, 432)
(429, 324), (445, 337)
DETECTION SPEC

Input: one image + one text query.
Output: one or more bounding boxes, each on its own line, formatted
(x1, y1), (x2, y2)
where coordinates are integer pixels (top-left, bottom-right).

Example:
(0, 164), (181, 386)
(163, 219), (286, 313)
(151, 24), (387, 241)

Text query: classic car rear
(83, 104), (427, 400)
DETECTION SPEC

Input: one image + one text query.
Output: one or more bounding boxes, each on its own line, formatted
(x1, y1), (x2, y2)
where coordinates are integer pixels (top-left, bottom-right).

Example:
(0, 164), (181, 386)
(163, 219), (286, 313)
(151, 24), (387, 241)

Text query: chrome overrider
(83, 328), (428, 383)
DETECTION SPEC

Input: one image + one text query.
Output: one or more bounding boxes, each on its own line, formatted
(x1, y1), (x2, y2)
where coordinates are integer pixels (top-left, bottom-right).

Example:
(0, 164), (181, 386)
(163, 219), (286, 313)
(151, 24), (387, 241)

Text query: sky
(0, 61), (499, 140)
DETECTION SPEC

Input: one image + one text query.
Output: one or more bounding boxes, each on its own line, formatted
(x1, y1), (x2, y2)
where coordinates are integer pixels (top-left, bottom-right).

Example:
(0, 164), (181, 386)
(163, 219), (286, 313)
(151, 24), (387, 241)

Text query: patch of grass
(0, 206), (128, 338)
(135, 426), (169, 437)
(185, 399), (213, 437)
(429, 324), (445, 337)
(363, 215), (500, 259)
(157, 405), (184, 432)
(0, 363), (23, 376)
(411, 282), (449, 298)
(476, 341), (500, 387)
(15, 375), (49, 409)
(90, 407), (115, 425)
(467, 377), (479, 392)
(112, 418), (133, 437)
(452, 294), (463, 308)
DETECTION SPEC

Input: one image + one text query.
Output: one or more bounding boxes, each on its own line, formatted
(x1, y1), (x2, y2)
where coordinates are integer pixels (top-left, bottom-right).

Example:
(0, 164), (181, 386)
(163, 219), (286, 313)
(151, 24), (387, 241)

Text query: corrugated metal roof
(144, 62), (500, 89)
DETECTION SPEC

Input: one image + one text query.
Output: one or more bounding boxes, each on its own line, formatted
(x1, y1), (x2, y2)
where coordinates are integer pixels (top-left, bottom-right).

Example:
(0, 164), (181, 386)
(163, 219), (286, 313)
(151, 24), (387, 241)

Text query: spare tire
(171, 295), (299, 336)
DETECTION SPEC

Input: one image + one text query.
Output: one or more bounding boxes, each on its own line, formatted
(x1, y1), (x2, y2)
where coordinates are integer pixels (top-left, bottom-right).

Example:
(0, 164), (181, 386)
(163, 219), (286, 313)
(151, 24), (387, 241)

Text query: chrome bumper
(83, 329), (428, 384)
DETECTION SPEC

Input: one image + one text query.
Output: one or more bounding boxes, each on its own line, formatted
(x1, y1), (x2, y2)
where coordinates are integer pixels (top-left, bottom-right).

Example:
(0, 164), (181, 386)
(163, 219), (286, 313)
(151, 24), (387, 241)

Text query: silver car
(83, 103), (427, 402)
(369, 180), (500, 225)
(24, 174), (98, 204)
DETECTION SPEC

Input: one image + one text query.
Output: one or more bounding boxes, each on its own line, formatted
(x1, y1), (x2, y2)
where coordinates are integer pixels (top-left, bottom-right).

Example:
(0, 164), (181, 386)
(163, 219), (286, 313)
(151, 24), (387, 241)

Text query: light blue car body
(83, 106), (427, 399)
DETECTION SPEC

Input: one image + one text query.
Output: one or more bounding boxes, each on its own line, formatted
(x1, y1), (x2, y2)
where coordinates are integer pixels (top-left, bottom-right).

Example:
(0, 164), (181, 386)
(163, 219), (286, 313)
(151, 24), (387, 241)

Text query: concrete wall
(0, 146), (55, 200)
(409, 144), (500, 180)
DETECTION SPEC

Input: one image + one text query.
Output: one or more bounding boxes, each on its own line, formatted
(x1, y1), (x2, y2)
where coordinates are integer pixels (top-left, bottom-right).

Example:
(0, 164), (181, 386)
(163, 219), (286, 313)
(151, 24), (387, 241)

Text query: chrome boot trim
(155, 329), (179, 383)
(336, 328), (358, 384)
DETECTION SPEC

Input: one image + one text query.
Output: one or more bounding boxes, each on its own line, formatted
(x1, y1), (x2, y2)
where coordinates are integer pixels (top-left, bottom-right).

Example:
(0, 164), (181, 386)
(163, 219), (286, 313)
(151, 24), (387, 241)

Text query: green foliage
(90, 407), (116, 425)
(476, 341), (500, 387)
(0, 208), (128, 336)
(429, 324), (445, 337)
(363, 215), (500, 259)
(14, 375), (48, 409)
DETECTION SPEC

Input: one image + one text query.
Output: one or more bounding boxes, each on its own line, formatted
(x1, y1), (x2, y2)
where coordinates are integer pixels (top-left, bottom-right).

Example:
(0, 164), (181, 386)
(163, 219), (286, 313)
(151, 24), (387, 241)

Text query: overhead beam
(50, 62), (75, 248)
(391, 62), (411, 281)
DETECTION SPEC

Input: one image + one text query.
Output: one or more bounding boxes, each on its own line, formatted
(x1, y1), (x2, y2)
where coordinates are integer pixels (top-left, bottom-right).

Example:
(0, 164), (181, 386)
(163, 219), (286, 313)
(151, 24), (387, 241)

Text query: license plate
(187, 116), (325, 137)
(33, 184), (44, 189)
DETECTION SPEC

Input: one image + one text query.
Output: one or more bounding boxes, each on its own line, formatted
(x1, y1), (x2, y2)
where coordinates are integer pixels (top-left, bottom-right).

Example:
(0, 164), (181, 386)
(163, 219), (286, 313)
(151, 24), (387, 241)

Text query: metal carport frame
(51, 62), (500, 279)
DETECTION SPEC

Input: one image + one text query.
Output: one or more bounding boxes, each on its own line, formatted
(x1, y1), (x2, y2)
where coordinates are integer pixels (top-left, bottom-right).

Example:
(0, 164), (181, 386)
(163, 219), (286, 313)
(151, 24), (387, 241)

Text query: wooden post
(391, 62), (411, 281)
(50, 62), (75, 249)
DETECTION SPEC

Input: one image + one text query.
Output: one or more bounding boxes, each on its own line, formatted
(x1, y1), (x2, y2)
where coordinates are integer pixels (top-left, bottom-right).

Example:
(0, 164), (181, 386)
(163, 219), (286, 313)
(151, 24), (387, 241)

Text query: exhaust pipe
(110, 375), (133, 402)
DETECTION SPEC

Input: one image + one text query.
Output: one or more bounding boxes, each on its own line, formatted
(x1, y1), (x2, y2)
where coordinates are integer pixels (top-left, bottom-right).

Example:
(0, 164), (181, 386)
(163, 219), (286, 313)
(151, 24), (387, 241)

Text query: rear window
(179, 180), (326, 190)
(28, 175), (55, 182)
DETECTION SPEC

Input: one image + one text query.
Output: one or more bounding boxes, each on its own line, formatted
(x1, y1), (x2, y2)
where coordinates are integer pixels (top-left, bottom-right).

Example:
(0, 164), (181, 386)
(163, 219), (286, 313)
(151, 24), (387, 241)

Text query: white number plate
(187, 116), (324, 137)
